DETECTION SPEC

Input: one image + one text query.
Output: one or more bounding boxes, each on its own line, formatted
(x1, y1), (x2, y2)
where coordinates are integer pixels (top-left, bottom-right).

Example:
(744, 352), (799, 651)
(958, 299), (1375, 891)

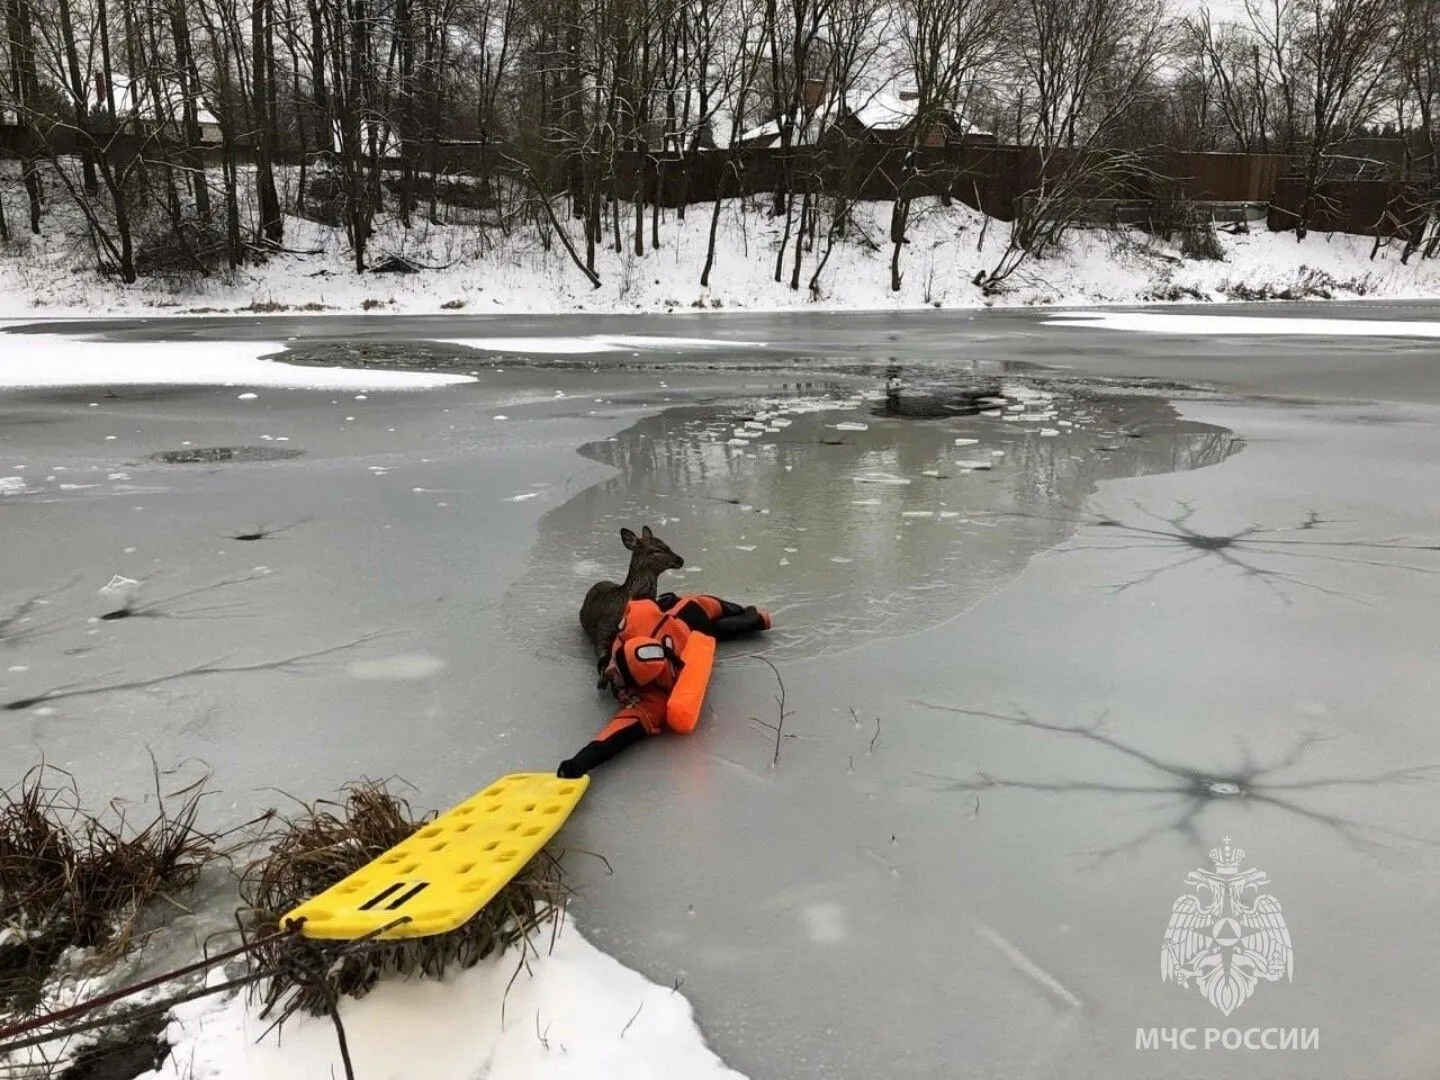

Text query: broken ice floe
(852, 473), (911, 486)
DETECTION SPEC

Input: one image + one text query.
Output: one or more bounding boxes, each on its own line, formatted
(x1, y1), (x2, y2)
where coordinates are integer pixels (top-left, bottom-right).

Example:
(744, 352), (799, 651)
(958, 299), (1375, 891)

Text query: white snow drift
(143, 920), (746, 1080)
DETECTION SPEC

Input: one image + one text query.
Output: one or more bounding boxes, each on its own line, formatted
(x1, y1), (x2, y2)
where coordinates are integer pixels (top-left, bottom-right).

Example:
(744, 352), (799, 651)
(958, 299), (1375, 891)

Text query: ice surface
(4, 311), (1440, 1080)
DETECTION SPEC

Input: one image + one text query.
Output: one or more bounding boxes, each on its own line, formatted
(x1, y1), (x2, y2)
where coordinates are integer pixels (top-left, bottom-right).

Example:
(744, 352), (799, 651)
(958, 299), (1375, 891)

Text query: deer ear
(641, 525), (654, 539)
(620, 528), (638, 549)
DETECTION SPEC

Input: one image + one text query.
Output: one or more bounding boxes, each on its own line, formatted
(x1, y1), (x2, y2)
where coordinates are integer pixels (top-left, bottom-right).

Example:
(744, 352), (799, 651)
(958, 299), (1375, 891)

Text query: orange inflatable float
(556, 593), (771, 778)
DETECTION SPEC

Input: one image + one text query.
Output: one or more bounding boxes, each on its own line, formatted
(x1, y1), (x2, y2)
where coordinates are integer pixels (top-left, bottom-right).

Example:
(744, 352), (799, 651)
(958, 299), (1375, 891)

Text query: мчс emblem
(1161, 838), (1293, 1016)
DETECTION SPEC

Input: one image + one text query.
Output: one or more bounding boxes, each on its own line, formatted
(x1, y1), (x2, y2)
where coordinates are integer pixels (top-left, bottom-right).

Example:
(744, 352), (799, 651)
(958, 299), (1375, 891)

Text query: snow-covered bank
(3, 197), (1439, 320)
(145, 919), (744, 1080)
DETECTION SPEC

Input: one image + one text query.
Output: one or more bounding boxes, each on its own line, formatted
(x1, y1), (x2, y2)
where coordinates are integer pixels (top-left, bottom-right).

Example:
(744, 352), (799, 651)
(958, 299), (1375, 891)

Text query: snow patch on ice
(345, 654), (447, 680)
(852, 473), (911, 486)
(801, 903), (848, 944)
(0, 333), (475, 390)
(437, 334), (764, 354)
(1047, 311), (1440, 338)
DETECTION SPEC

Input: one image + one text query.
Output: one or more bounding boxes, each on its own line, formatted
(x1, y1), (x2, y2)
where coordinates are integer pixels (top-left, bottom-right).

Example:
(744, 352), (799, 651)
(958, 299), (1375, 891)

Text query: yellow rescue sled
(281, 772), (590, 940)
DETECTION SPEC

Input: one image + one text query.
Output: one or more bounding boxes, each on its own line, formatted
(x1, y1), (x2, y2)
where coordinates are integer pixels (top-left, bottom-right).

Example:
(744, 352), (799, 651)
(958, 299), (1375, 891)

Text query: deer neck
(623, 561), (661, 600)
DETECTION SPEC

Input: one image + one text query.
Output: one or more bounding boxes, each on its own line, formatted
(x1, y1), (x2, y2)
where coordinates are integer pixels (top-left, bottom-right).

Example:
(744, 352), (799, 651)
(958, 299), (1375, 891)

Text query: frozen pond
(3, 306), (1440, 1079)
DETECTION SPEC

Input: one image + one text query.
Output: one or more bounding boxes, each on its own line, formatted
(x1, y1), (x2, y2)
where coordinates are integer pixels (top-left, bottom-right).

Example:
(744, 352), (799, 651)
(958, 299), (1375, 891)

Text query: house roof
(846, 90), (992, 135)
(737, 88), (991, 144)
(86, 72), (220, 127)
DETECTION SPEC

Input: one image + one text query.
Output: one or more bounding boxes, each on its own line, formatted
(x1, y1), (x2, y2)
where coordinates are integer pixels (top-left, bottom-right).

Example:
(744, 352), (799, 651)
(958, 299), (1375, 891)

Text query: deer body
(579, 526), (684, 659)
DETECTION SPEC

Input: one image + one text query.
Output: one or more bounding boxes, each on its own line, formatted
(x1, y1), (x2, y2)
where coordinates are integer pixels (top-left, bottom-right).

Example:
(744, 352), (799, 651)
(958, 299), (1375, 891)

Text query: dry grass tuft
(0, 762), (220, 1013)
(237, 779), (570, 1027)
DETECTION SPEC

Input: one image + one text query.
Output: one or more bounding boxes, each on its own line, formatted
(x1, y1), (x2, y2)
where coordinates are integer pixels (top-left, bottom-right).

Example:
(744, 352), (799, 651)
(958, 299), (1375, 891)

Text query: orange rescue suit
(556, 593), (771, 778)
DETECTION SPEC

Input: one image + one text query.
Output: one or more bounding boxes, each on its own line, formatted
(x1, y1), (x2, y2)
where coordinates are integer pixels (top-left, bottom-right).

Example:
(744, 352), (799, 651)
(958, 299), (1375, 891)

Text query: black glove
(555, 721), (648, 779)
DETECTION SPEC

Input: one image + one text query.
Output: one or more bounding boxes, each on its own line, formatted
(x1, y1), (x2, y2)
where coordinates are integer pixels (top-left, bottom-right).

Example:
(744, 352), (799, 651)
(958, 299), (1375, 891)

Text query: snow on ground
(0, 329), (475, 390)
(143, 919), (744, 1080)
(2, 195), (1438, 320)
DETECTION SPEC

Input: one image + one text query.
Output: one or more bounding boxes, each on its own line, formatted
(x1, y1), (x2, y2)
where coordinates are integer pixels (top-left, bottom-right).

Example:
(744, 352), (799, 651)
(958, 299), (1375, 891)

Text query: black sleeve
(711, 606), (768, 639)
(557, 720), (648, 778)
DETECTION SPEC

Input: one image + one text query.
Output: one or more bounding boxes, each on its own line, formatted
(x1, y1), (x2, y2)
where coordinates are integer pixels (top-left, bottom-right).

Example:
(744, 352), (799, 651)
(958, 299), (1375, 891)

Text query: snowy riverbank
(3, 197), (1438, 321)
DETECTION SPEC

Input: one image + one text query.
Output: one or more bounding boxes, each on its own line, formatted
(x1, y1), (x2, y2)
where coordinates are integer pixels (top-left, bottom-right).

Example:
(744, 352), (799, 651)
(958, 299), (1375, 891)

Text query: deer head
(620, 525), (685, 585)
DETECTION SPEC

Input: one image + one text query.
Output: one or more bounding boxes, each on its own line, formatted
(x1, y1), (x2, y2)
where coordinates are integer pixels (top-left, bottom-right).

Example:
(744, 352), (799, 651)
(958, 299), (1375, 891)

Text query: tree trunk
(5, 0), (44, 233)
(788, 189), (810, 289)
(889, 196), (911, 292)
(634, 150), (645, 255)
(395, 0), (416, 226)
(223, 137), (242, 267)
(700, 159), (730, 287)
(253, 0), (283, 242)
(172, 0), (211, 219)
(56, 0), (98, 195)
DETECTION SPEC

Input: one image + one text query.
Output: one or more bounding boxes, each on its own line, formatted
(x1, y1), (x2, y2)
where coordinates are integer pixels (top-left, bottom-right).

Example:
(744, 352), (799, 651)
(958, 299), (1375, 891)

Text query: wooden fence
(5, 123), (1435, 241)
(600, 146), (1288, 219)
(1267, 177), (1438, 241)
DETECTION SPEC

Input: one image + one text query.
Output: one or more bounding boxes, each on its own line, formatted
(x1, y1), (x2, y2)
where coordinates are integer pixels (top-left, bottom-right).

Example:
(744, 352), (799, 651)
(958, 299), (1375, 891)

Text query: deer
(579, 526), (685, 666)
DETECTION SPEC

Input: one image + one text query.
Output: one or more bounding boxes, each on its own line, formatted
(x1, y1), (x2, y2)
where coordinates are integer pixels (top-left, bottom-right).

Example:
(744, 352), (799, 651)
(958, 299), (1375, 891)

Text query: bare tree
(976, 0), (1173, 292)
(762, 0), (835, 282)
(1188, 10), (1279, 152)
(1244, 0), (1399, 238)
(888, 0), (1009, 291)
(699, 0), (769, 287)
(4, 0), (46, 232)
